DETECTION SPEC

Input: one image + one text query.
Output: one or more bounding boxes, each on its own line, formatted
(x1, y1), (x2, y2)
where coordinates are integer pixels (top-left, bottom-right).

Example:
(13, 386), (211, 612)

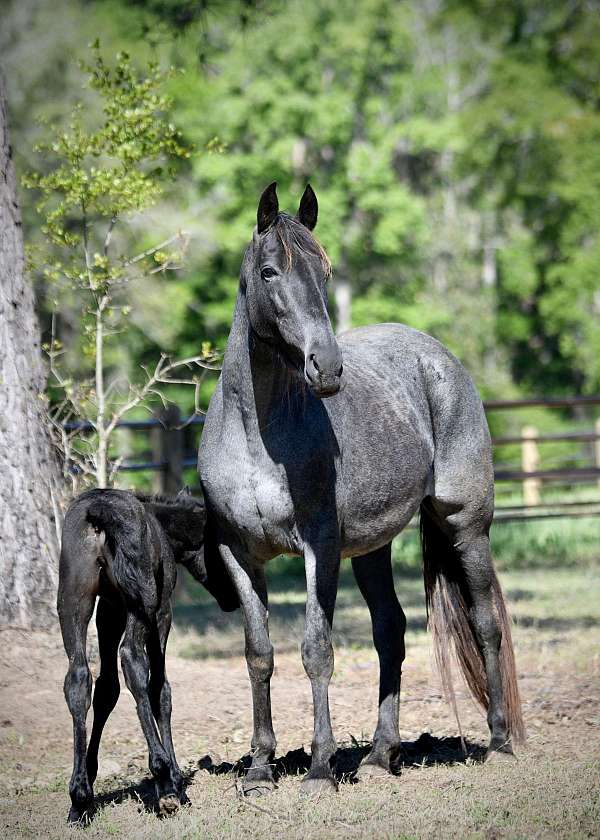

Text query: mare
(198, 182), (524, 795)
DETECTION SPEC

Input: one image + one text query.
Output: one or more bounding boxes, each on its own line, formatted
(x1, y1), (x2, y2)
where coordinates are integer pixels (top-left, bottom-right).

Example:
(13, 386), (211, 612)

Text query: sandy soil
(0, 566), (599, 839)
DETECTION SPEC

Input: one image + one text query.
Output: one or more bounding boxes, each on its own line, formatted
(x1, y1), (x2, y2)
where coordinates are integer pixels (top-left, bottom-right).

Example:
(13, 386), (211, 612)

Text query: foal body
(58, 489), (236, 823)
(199, 184), (524, 795)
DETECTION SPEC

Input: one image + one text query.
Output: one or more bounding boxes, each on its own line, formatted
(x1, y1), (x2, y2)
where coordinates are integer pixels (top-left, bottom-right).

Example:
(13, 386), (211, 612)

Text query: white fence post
(522, 425), (541, 506)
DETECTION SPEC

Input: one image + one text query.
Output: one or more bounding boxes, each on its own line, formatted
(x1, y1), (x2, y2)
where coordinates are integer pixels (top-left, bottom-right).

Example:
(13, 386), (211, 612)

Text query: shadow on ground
(86, 733), (485, 823)
(197, 732), (486, 783)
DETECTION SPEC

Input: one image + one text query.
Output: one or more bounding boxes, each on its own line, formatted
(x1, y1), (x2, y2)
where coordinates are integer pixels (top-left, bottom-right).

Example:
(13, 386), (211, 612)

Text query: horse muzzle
(304, 343), (343, 398)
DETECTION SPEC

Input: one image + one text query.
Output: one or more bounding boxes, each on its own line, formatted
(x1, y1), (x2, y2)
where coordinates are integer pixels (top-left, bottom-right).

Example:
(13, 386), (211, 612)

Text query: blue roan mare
(198, 182), (525, 795)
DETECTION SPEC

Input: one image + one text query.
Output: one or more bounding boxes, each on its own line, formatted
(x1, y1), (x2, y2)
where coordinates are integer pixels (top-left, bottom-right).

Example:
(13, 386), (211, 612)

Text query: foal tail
(420, 504), (525, 745)
(86, 496), (155, 616)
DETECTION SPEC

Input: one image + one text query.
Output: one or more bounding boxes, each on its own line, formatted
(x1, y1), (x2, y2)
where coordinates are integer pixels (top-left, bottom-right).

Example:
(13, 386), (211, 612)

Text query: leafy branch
(25, 44), (215, 488)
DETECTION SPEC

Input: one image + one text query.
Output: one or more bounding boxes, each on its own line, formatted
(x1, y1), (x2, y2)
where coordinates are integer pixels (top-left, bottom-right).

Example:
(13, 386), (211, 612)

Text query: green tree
(24, 45), (216, 487)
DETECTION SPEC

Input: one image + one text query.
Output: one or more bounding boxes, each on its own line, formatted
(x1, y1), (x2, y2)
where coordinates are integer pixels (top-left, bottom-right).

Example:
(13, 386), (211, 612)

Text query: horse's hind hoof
(300, 776), (338, 796)
(355, 762), (391, 781)
(241, 778), (277, 798)
(158, 794), (180, 817)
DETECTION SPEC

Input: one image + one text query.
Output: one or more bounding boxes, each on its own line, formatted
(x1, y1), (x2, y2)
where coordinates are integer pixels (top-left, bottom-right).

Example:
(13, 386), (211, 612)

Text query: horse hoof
(159, 793), (180, 817)
(301, 776), (338, 796)
(241, 779), (277, 798)
(67, 805), (93, 826)
(355, 762), (391, 780)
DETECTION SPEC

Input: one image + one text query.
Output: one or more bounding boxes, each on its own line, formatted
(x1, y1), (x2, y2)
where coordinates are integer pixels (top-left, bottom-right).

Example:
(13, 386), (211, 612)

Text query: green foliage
(5, 0), (600, 408)
(21, 42), (212, 486)
(23, 44), (189, 301)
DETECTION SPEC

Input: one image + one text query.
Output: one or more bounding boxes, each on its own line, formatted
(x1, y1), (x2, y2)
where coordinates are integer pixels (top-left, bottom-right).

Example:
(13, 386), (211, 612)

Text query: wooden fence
(66, 396), (600, 523)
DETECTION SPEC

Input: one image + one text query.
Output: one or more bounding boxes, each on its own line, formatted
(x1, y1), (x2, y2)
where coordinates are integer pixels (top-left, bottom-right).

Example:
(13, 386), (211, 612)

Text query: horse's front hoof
(67, 804), (94, 826)
(241, 778), (277, 798)
(301, 775), (338, 796)
(355, 762), (391, 781)
(158, 793), (180, 817)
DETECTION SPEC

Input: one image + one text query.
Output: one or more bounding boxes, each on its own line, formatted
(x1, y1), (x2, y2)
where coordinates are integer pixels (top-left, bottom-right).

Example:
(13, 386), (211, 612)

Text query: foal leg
(219, 545), (276, 796)
(352, 543), (405, 778)
(86, 597), (126, 786)
(301, 532), (340, 794)
(148, 606), (184, 803)
(120, 614), (181, 815)
(58, 592), (95, 823)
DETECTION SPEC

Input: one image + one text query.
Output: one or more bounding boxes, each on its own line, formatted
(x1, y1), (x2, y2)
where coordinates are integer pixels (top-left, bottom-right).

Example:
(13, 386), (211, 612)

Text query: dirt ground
(1, 565), (599, 839)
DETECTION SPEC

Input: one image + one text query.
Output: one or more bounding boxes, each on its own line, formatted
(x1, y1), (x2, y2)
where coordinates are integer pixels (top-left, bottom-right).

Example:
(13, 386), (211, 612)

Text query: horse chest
(201, 434), (296, 557)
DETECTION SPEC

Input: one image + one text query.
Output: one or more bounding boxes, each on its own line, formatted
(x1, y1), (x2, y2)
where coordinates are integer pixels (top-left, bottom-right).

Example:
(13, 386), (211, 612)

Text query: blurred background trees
(3, 0), (600, 410)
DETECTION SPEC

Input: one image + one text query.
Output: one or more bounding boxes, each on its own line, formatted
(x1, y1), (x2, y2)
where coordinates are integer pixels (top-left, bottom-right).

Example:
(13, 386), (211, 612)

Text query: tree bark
(0, 70), (63, 629)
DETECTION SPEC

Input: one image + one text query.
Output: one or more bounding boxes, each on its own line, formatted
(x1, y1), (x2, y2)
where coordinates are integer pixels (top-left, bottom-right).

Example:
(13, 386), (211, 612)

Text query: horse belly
(338, 433), (432, 557)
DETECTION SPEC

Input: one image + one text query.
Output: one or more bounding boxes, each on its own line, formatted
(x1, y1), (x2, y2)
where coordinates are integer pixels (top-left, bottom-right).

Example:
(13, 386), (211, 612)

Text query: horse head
(242, 182), (343, 398)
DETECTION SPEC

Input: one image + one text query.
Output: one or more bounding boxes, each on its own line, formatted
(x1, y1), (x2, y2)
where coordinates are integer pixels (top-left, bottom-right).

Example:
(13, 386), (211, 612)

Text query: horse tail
(420, 503), (525, 745)
(86, 495), (156, 617)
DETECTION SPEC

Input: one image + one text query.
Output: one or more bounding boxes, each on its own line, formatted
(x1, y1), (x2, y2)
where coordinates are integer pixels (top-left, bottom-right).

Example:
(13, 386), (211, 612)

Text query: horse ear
(297, 183), (318, 231)
(257, 181), (279, 233)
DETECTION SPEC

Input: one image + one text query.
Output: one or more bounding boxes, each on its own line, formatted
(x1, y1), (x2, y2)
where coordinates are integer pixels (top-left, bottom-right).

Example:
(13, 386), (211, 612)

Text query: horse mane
(271, 213), (332, 278)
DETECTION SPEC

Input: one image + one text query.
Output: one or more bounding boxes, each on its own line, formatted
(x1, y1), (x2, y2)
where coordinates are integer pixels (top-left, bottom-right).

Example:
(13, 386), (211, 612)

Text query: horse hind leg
(422, 500), (525, 755)
(148, 606), (185, 805)
(86, 596), (126, 786)
(119, 613), (181, 816)
(352, 543), (405, 778)
(57, 569), (96, 824)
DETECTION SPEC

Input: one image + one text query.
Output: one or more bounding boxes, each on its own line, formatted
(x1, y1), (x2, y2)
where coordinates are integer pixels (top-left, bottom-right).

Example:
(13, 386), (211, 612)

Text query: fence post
(596, 417), (600, 491)
(521, 425), (540, 506)
(152, 405), (183, 494)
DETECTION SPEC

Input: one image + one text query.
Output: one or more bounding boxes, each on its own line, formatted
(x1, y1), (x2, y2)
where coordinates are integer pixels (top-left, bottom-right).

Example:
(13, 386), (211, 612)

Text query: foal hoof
(158, 793), (180, 817)
(301, 776), (338, 796)
(241, 778), (277, 798)
(355, 762), (391, 781)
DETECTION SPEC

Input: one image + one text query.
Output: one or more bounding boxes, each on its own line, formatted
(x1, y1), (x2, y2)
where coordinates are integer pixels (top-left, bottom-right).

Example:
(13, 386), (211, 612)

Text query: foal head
(140, 489), (239, 612)
(242, 182), (343, 398)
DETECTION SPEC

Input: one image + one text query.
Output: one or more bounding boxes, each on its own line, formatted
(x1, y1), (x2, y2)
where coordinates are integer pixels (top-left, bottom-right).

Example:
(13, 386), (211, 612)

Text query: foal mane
(134, 492), (203, 511)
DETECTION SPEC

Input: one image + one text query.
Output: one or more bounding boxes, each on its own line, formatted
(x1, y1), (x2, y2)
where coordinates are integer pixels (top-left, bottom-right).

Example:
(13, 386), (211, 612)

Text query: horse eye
(261, 266), (277, 282)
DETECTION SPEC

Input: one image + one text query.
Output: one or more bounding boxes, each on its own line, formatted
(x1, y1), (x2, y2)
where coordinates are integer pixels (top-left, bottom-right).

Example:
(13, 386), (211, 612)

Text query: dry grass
(1, 563), (599, 839)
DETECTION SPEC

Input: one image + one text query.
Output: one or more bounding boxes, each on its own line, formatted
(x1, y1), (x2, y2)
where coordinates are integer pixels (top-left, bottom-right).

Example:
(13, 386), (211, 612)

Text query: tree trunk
(0, 71), (64, 629)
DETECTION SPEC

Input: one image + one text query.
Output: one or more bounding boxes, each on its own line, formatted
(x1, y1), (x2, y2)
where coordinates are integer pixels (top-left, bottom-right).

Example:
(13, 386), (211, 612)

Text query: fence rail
(67, 395), (600, 523)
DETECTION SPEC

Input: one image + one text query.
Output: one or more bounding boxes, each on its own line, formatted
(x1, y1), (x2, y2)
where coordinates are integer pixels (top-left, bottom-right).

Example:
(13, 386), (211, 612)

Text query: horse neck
(221, 290), (303, 430)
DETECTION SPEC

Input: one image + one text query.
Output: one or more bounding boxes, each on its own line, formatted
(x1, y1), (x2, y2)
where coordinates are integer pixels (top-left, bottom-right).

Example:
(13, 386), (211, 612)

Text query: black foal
(58, 488), (238, 824)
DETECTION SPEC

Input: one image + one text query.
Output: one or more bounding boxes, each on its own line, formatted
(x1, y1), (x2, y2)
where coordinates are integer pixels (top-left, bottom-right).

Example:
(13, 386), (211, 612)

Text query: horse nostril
(338, 363), (343, 377)
(310, 354), (320, 373)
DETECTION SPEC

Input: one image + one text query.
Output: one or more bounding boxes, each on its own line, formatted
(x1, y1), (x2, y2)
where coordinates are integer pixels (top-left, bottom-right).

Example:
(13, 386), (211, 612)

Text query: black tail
(420, 504), (525, 745)
(86, 497), (155, 616)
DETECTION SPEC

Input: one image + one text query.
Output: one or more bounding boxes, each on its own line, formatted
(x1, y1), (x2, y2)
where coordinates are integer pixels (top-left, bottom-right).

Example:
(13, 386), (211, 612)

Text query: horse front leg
(219, 545), (276, 796)
(301, 531), (340, 794)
